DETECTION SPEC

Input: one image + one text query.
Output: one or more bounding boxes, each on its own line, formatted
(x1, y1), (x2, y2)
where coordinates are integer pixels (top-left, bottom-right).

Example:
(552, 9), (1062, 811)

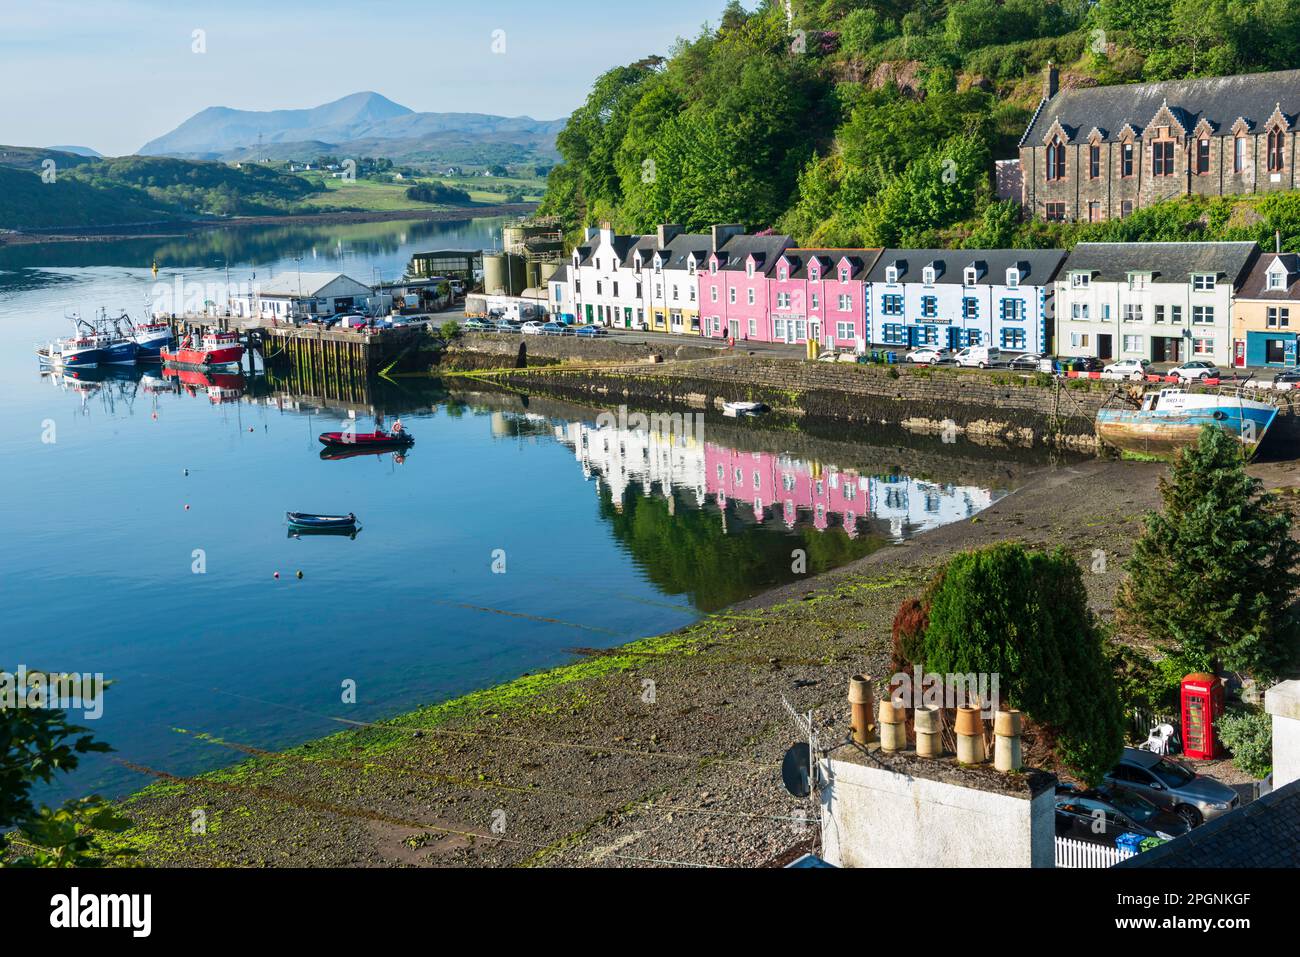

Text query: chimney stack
(1044, 62), (1059, 102)
(878, 698), (906, 752)
(915, 705), (942, 757)
(657, 223), (683, 248)
(848, 674), (874, 745)
(710, 223), (745, 253)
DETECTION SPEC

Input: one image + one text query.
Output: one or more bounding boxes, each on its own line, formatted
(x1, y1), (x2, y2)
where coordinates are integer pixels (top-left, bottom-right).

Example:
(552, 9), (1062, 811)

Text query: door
(728, 319), (739, 340)
(1097, 334), (1113, 359)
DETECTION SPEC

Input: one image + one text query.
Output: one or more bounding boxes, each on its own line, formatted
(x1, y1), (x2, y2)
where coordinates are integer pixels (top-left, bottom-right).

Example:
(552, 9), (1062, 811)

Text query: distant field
(295, 172), (547, 211)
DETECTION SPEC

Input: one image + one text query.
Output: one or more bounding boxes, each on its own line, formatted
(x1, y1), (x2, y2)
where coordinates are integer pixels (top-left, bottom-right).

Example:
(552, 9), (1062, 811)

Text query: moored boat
(317, 428), (414, 449)
(161, 330), (245, 368)
(1096, 387), (1278, 458)
(121, 314), (173, 360)
(286, 511), (358, 530)
(722, 400), (769, 417)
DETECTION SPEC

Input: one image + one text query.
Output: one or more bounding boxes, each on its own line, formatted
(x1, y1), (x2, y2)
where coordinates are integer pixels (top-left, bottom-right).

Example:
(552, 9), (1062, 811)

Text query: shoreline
(0, 203), (539, 247)
(111, 453), (1215, 867)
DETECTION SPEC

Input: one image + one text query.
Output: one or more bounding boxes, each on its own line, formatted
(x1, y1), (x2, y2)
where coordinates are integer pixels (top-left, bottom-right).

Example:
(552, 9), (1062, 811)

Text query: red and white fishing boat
(161, 330), (244, 368)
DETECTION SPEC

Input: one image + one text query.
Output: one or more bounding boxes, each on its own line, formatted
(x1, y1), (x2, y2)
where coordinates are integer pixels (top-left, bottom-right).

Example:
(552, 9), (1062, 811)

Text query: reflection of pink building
(704, 444), (870, 537)
(698, 234), (793, 342)
(768, 249), (878, 349)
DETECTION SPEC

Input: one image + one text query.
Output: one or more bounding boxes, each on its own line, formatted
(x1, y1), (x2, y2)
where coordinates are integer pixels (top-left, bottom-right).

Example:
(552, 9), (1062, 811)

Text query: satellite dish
(782, 741), (812, 798)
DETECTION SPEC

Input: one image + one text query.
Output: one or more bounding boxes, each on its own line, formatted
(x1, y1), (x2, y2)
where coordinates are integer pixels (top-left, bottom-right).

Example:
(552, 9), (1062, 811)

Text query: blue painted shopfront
(1246, 330), (1299, 366)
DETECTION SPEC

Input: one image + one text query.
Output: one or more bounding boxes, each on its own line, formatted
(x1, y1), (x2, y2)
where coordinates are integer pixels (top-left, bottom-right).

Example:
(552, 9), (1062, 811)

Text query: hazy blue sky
(0, 0), (756, 156)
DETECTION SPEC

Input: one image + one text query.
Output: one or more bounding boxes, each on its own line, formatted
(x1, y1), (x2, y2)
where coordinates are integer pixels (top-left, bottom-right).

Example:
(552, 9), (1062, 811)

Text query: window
(1123, 334), (1144, 352)
(1154, 305), (1165, 323)
(919, 326), (938, 345)
(1000, 298), (1025, 321)
(1197, 138), (1210, 174)
(1047, 137), (1065, 181)
(747, 318), (756, 337)
(966, 329), (982, 346)
(746, 261), (754, 278)
(1000, 328), (1027, 349)
(1089, 143), (1100, 178)
(595, 280), (602, 295)
(1193, 337), (1215, 356)
(922, 266), (936, 285)
(1235, 136), (1246, 173)
(1122, 142), (1134, 177)
(1171, 305), (1182, 324)
(710, 286), (718, 302)
(1128, 273), (1150, 291)
(709, 261), (717, 275)
(810, 293), (819, 310)
(837, 294), (852, 312)
(778, 266), (788, 281)
(885, 266), (899, 284)
(1192, 305), (1215, 324)
(1071, 303), (1090, 320)
(835, 321), (855, 339)
(1269, 127), (1285, 172)
(1071, 333), (1090, 348)
(1121, 200), (1133, 218)
(1070, 272), (1090, 289)
(1123, 304), (1143, 323)
(1045, 202), (1066, 221)
(671, 284), (679, 301)
(809, 265), (819, 281)
(882, 323), (906, 344)
(881, 294), (903, 316)
(1268, 306), (1291, 328)
(689, 286), (696, 302)
(654, 283), (661, 298)
(964, 267), (977, 286)
(1152, 140), (1174, 176)
(839, 268), (849, 283)
(774, 318), (786, 339)
(776, 292), (789, 309)
(1192, 274), (1216, 291)
(728, 287), (736, 304)
(921, 296), (938, 318)
(1268, 270), (1285, 290)
(962, 297), (978, 320)
(1006, 268), (1020, 288)
(747, 289), (755, 306)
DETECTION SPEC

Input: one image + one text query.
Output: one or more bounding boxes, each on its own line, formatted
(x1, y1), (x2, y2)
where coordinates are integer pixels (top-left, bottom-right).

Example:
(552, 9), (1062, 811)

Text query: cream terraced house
(1053, 241), (1259, 367)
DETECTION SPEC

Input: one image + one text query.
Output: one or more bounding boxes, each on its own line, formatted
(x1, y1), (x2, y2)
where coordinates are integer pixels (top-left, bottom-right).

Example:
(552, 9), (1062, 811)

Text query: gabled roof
(866, 248), (1067, 285)
(254, 272), (372, 297)
(1062, 241), (1259, 284)
(784, 247), (882, 280)
(1117, 778), (1300, 868)
(1237, 251), (1300, 299)
(715, 234), (794, 274)
(1023, 69), (1300, 146)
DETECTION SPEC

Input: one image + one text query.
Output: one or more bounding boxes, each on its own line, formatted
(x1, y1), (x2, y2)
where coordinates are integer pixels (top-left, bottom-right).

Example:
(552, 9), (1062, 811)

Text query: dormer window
(746, 261), (755, 278)
(964, 267), (977, 286)
(778, 266), (787, 281)
(687, 259), (696, 276)
(922, 266), (936, 285)
(1071, 272), (1090, 289)
(839, 267), (849, 283)
(810, 265), (819, 281)
(1192, 273), (1216, 292)
(1128, 272), (1151, 291)
(709, 260), (717, 275)
(1006, 267), (1020, 288)
(1269, 270), (1284, 290)
(885, 266), (899, 284)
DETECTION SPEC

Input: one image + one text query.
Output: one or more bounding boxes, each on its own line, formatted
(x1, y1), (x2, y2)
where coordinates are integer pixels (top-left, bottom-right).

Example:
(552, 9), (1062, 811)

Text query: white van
(954, 345), (1002, 369)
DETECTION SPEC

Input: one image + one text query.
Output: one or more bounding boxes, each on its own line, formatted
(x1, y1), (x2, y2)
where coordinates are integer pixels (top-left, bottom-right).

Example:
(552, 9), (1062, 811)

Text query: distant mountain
(140, 92), (564, 167)
(46, 145), (104, 158)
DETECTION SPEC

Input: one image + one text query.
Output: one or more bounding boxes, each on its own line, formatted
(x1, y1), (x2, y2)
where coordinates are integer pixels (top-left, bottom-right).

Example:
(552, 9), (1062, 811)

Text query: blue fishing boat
(1096, 387), (1278, 459)
(286, 511), (358, 530)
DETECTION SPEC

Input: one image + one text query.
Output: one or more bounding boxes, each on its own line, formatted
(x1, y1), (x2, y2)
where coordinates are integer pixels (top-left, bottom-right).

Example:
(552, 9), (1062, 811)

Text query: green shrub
(1217, 708), (1273, 779)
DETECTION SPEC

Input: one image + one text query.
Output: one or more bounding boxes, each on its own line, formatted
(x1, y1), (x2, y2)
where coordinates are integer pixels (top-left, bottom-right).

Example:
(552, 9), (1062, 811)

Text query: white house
(231, 272), (376, 322)
(569, 225), (655, 328)
(864, 249), (1065, 353)
(1053, 242), (1259, 367)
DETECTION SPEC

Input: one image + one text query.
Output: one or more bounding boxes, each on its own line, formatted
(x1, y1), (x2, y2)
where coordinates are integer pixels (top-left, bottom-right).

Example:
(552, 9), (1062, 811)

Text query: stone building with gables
(1019, 66), (1300, 223)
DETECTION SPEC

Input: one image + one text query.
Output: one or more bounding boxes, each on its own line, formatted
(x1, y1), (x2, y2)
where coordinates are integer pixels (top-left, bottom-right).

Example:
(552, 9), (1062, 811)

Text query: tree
(911, 543), (1125, 783)
(1118, 425), (1300, 680)
(1, 673), (132, 867)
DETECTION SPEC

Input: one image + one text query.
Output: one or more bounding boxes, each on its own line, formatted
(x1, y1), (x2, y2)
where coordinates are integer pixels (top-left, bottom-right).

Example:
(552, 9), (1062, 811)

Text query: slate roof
(714, 233), (794, 274)
(653, 233), (712, 271)
(1062, 241), (1259, 284)
(866, 248), (1067, 285)
(254, 272), (372, 297)
(781, 248), (884, 280)
(1117, 777), (1300, 868)
(1236, 251), (1300, 300)
(1022, 69), (1300, 145)
(548, 264), (569, 284)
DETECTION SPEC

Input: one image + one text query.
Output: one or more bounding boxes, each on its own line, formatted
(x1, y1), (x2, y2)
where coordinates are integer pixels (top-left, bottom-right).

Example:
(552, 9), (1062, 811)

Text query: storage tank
(504, 253), (527, 296)
(538, 261), (560, 286)
(483, 254), (507, 296)
(503, 225), (526, 252)
(525, 260), (542, 291)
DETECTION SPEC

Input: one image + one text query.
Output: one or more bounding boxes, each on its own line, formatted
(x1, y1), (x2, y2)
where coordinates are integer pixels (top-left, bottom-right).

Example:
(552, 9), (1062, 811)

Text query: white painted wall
(1265, 679), (1300, 789)
(820, 749), (1056, 868)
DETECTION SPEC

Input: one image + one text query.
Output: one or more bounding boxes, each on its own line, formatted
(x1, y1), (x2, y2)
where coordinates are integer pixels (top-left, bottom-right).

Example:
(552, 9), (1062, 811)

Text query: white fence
(1054, 835), (1136, 868)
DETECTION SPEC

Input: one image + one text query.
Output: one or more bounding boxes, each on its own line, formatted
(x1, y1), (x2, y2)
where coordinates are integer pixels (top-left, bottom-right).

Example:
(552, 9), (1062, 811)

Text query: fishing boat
(722, 400), (769, 418)
(37, 332), (103, 369)
(88, 310), (139, 365)
(161, 330), (244, 369)
(286, 511), (358, 530)
(1096, 387), (1278, 459)
(161, 366), (246, 403)
(317, 427), (414, 450)
(120, 314), (173, 360)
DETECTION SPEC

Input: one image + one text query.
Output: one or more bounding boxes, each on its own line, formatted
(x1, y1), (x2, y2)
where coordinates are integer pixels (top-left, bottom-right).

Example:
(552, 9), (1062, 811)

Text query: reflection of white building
(869, 476), (998, 540)
(556, 420), (707, 507)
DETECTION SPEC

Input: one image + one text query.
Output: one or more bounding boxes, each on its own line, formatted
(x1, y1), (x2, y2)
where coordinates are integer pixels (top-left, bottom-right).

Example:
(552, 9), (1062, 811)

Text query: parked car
(954, 345), (1002, 369)
(1169, 360), (1220, 382)
(1103, 747), (1240, 827)
(1272, 368), (1300, 385)
(463, 316), (493, 332)
(904, 346), (952, 365)
(1054, 783), (1190, 846)
(574, 325), (609, 338)
(521, 321), (545, 335)
(540, 322), (568, 336)
(494, 319), (522, 333)
(1062, 356), (1104, 373)
(1007, 352), (1047, 371)
(1104, 358), (1151, 379)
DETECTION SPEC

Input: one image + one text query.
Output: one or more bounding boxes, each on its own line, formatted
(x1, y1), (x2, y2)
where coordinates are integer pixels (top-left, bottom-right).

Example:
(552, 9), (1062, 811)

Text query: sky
(0, 0), (757, 156)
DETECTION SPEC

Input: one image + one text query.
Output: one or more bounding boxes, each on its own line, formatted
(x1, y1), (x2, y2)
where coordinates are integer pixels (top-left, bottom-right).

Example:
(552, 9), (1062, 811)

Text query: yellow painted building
(1230, 251), (1300, 368)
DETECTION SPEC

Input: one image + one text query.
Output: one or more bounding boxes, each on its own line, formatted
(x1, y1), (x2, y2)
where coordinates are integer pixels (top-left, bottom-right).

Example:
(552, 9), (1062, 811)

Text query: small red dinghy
(317, 429), (414, 449)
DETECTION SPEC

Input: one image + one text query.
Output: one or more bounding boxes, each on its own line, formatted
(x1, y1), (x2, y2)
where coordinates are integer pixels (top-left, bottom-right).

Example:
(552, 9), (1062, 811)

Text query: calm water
(0, 218), (1012, 799)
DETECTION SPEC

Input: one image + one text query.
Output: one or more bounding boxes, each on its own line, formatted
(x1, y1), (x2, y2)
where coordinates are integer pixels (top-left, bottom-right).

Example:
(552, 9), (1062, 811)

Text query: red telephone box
(1180, 673), (1224, 760)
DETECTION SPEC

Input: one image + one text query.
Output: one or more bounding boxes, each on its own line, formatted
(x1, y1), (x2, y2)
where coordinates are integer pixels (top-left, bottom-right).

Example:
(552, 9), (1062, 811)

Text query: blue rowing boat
(286, 511), (357, 530)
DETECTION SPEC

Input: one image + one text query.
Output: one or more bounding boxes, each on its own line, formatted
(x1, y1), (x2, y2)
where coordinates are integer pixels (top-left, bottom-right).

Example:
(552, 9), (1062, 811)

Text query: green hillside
(0, 166), (170, 230)
(539, 0), (1300, 249)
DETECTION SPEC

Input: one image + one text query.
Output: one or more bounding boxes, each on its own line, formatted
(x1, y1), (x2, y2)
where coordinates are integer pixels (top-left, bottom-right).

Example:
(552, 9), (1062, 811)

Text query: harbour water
(1, 217), (1015, 800)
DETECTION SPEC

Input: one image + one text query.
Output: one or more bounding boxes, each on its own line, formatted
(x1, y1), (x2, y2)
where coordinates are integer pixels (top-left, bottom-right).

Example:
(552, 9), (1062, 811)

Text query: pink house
(703, 444), (870, 537)
(698, 233), (792, 342)
(768, 249), (880, 349)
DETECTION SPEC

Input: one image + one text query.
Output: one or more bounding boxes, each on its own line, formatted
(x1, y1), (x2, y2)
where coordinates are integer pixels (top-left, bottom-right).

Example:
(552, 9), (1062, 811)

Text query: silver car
(1104, 747), (1240, 827)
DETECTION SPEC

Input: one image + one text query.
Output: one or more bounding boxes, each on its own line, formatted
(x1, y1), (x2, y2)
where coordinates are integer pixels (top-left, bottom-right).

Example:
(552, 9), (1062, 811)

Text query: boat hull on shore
(1097, 389), (1277, 459)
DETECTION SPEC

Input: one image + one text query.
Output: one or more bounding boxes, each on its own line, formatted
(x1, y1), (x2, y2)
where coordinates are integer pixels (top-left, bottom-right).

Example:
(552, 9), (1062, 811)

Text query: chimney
(848, 674), (874, 745)
(1044, 62), (1059, 101)
(915, 705), (942, 757)
(710, 223), (745, 253)
(657, 223), (683, 248)
(994, 710), (1023, 772)
(878, 698), (906, 752)
(1277, 229), (1283, 254)
(955, 706), (987, 764)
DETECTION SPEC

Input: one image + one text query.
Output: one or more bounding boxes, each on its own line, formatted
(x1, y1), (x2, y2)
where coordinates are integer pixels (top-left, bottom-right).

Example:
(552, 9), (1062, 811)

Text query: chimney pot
(878, 699), (906, 752)
(849, 674), (874, 744)
(914, 705), (942, 757)
(955, 706), (987, 764)
(994, 709), (1023, 772)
